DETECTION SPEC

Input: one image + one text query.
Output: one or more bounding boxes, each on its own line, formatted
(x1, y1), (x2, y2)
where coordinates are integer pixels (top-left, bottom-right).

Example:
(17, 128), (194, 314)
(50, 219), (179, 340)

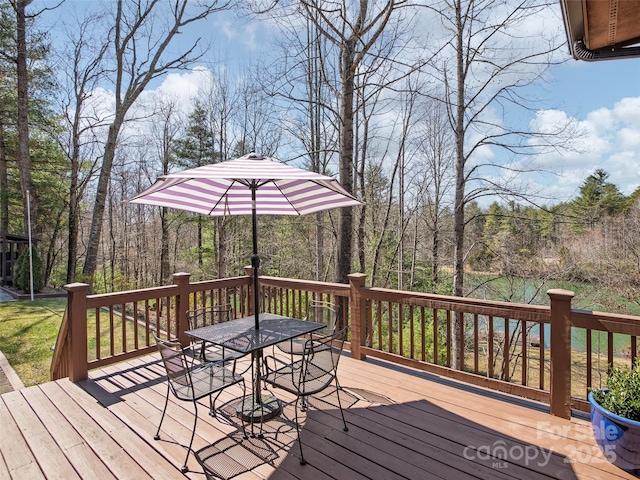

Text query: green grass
(0, 298), (67, 387)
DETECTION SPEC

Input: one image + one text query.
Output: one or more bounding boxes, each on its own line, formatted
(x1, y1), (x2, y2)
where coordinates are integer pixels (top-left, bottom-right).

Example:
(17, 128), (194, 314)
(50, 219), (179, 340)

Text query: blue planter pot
(589, 389), (640, 475)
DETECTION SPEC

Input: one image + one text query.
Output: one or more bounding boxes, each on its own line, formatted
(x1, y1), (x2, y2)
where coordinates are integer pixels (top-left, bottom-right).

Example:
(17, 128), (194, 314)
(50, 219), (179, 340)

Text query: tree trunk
(160, 207), (170, 284)
(217, 217), (227, 279)
(197, 216), (203, 268)
(15, 0), (36, 237)
(83, 120), (123, 282)
(336, 39), (356, 284)
(66, 111), (81, 284)
(0, 119), (8, 233)
(451, 0), (466, 370)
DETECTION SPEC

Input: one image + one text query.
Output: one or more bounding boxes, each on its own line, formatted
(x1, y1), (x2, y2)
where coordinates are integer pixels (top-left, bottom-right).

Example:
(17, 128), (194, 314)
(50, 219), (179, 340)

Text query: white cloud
(523, 97), (640, 201)
(613, 97), (640, 127)
(151, 67), (213, 105)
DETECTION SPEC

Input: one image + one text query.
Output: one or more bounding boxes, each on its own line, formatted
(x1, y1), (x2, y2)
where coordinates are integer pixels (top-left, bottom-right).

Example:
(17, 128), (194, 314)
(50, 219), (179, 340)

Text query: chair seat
(275, 337), (307, 355)
(171, 363), (243, 401)
(262, 359), (334, 397)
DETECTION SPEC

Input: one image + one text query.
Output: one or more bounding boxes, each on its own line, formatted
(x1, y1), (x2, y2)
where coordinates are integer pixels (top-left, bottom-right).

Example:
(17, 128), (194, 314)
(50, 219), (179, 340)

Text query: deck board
(1, 351), (637, 480)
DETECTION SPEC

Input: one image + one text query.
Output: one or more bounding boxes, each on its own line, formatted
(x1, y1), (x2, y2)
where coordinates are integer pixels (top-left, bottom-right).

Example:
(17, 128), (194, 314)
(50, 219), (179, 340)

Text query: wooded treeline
(0, 1), (638, 315)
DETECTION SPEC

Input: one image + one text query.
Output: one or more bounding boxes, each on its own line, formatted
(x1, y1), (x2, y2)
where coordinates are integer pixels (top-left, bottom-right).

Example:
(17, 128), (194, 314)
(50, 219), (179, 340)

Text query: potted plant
(588, 358), (640, 474)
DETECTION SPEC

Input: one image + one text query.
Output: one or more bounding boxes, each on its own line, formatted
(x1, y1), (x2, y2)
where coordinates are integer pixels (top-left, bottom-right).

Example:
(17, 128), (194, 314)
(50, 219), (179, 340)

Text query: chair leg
(334, 379), (349, 432)
(154, 384), (170, 440)
(239, 379), (248, 439)
(258, 390), (265, 439)
(209, 390), (223, 418)
(181, 401), (199, 473)
(294, 395), (306, 465)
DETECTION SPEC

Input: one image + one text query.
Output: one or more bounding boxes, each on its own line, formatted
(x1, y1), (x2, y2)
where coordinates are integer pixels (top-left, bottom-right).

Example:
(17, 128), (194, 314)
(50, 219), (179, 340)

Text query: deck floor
(1, 351), (636, 480)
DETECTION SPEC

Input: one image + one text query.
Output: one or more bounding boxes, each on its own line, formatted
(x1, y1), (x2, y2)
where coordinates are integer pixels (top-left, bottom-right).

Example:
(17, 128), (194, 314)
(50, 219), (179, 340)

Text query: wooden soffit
(561, 0), (640, 60)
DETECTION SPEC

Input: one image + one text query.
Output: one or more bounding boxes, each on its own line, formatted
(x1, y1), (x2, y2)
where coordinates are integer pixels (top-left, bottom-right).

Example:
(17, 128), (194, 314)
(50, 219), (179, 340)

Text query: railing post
(245, 265), (255, 315)
(548, 288), (575, 419)
(64, 282), (89, 382)
(348, 273), (368, 361)
(173, 272), (191, 347)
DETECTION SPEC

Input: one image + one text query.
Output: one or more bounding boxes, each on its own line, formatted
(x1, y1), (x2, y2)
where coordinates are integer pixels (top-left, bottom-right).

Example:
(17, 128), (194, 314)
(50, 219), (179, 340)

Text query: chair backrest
(187, 304), (233, 330)
(154, 333), (192, 390)
(306, 300), (337, 334)
(298, 327), (347, 394)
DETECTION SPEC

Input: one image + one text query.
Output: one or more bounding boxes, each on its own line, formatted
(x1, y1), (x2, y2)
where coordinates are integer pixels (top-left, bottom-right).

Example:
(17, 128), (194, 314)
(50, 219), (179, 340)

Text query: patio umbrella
(128, 152), (362, 330)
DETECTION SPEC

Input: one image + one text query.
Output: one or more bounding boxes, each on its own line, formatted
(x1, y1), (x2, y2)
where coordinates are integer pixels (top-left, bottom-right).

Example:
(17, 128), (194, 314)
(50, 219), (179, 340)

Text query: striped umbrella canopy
(129, 152), (361, 217)
(129, 152), (362, 329)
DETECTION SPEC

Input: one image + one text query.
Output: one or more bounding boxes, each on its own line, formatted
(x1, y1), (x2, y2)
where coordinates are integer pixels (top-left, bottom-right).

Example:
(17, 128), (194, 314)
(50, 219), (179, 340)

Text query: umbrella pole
(251, 183), (260, 330)
(237, 186), (282, 428)
(251, 183), (260, 404)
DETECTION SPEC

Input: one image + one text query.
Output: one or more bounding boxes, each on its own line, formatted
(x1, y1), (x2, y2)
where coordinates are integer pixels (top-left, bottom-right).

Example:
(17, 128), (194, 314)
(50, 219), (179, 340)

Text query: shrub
(591, 358), (640, 421)
(14, 246), (44, 293)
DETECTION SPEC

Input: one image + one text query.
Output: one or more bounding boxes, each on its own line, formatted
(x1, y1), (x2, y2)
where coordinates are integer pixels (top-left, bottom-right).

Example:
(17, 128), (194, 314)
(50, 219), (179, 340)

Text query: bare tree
(251, 0), (410, 283)
(413, 98), (455, 289)
(83, 0), (230, 284)
(150, 97), (181, 284)
(198, 66), (240, 278)
(305, 0), (409, 284)
(253, 8), (341, 280)
(57, 11), (108, 283)
(421, 0), (569, 368)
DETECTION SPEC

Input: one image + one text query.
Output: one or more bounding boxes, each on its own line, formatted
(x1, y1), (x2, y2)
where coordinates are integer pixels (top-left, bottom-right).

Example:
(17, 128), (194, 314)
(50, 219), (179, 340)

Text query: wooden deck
(1, 352), (636, 480)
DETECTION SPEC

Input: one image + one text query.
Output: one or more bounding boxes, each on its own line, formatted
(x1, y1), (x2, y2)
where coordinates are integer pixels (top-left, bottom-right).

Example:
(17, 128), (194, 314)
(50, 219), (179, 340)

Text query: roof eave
(559, 0), (640, 61)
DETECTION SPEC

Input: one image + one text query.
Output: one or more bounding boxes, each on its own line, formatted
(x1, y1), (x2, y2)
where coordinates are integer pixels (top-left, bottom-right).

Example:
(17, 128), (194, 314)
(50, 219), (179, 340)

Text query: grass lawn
(0, 298), (67, 387)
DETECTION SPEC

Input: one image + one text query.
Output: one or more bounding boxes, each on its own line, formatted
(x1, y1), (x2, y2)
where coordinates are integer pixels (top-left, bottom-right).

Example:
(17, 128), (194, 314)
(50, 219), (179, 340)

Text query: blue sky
(37, 1), (639, 205)
(548, 60), (639, 115)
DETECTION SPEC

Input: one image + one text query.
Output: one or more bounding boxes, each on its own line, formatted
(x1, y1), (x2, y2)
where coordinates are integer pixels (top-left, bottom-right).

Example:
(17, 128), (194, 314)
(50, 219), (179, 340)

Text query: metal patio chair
(262, 327), (349, 465)
(153, 333), (247, 473)
(275, 300), (338, 360)
(187, 304), (248, 370)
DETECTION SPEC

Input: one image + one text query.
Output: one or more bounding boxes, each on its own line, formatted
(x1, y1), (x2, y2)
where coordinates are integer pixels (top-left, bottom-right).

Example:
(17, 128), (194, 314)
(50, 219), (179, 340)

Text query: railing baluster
(155, 297), (161, 338)
(409, 305), (415, 359)
(109, 306), (115, 357)
(459, 312), (465, 371)
(503, 318), (510, 381)
(95, 307), (101, 360)
(386, 302), (392, 354)
(586, 328), (592, 395)
(488, 315), (494, 378)
(446, 310), (451, 367)
(473, 314), (479, 373)
(145, 299), (150, 346)
(398, 303), (404, 357)
(433, 309), (438, 364)
(133, 301), (139, 350)
(539, 322), (545, 390)
(521, 320), (527, 386)
(376, 300), (382, 349)
(120, 303), (127, 352)
(421, 307), (426, 362)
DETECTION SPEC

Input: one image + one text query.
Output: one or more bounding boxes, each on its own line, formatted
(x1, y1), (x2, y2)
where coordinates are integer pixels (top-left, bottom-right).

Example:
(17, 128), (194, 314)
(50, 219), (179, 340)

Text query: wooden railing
(51, 272), (254, 381)
(52, 270), (640, 419)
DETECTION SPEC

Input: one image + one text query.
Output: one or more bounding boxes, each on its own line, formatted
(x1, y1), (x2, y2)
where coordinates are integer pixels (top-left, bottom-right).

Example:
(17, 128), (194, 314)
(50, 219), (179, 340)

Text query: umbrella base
(236, 393), (281, 423)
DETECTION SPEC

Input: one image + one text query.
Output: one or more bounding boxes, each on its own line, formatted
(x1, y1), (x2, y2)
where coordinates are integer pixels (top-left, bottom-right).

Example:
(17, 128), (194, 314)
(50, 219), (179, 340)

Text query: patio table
(185, 313), (325, 429)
